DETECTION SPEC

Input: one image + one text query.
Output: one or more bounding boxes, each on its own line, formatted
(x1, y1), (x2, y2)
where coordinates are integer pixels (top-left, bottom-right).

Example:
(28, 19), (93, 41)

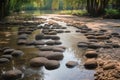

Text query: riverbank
(0, 14), (120, 80)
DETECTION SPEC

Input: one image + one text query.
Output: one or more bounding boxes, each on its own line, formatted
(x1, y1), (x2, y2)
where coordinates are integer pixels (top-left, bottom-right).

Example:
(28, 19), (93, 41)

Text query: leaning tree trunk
(0, 0), (10, 20)
(86, 0), (109, 17)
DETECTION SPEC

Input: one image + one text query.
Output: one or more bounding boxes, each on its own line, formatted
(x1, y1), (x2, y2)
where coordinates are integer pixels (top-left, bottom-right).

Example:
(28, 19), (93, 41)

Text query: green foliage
(105, 9), (120, 15)
(59, 10), (87, 16)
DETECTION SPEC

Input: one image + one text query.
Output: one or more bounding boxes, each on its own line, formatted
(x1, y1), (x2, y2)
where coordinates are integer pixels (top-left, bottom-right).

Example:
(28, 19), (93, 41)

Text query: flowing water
(0, 16), (95, 80)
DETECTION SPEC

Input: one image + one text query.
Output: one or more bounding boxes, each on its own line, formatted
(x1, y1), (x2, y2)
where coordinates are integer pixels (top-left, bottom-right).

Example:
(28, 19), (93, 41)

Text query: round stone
(0, 58), (9, 63)
(2, 69), (22, 80)
(44, 60), (60, 70)
(35, 33), (44, 40)
(84, 59), (98, 69)
(11, 50), (24, 57)
(30, 57), (48, 67)
(3, 49), (15, 54)
(85, 50), (98, 58)
(1, 55), (13, 60)
(66, 61), (78, 68)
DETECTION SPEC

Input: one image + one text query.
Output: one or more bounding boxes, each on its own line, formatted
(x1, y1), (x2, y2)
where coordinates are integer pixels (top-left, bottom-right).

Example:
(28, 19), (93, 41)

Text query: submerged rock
(66, 61), (78, 68)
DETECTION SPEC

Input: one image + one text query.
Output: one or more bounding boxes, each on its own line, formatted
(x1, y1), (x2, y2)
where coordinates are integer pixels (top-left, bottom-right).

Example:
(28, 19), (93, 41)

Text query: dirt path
(42, 14), (120, 30)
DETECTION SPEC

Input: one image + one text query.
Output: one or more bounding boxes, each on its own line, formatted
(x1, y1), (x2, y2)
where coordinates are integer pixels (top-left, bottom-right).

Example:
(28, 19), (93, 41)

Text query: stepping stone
(35, 33), (44, 40)
(11, 50), (24, 57)
(66, 61), (78, 68)
(30, 57), (48, 67)
(17, 39), (27, 45)
(46, 41), (55, 45)
(1, 55), (13, 60)
(37, 51), (64, 60)
(44, 60), (60, 70)
(2, 69), (22, 80)
(54, 41), (62, 45)
(50, 36), (60, 40)
(34, 41), (45, 45)
(77, 42), (88, 48)
(18, 34), (28, 39)
(39, 46), (53, 51)
(0, 58), (9, 63)
(84, 59), (98, 69)
(3, 49), (15, 54)
(85, 50), (98, 58)
(52, 47), (65, 52)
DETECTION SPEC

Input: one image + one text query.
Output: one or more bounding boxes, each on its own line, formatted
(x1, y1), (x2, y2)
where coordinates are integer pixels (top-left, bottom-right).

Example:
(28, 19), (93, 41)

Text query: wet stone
(88, 43), (101, 49)
(3, 49), (15, 54)
(54, 40), (62, 45)
(0, 58), (9, 63)
(52, 47), (65, 52)
(64, 30), (71, 33)
(56, 30), (64, 33)
(34, 41), (45, 45)
(84, 59), (98, 69)
(46, 52), (64, 60)
(66, 61), (78, 68)
(43, 35), (51, 39)
(30, 57), (48, 67)
(37, 51), (64, 60)
(17, 39), (27, 45)
(46, 41), (55, 45)
(44, 60), (60, 70)
(11, 50), (24, 57)
(48, 31), (57, 35)
(18, 34), (28, 40)
(85, 50), (98, 58)
(76, 30), (81, 32)
(2, 69), (22, 80)
(35, 33), (44, 40)
(1, 55), (13, 60)
(26, 41), (35, 46)
(39, 46), (53, 51)
(50, 36), (60, 40)
(77, 42), (88, 48)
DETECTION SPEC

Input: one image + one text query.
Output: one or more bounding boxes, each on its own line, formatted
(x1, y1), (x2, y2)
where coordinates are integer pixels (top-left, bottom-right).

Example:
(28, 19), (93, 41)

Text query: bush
(104, 9), (120, 19)
(105, 9), (119, 15)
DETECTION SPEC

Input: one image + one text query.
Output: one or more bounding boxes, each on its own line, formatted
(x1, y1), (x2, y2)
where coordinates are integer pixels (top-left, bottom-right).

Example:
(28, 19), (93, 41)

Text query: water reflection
(0, 17), (95, 80)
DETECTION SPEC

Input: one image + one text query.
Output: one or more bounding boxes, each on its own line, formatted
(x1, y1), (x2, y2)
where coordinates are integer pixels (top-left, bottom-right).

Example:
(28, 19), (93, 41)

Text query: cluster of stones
(29, 22), (69, 70)
(75, 24), (120, 79)
(0, 47), (24, 64)
(17, 26), (38, 45)
(0, 47), (24, 80)
(1, 17), (46, 26)
(77, 25), (120, 49)
(94, 56), (120, 80)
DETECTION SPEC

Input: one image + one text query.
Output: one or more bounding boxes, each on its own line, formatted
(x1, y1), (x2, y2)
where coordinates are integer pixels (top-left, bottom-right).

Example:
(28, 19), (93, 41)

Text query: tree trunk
(87, 0), (109, 17)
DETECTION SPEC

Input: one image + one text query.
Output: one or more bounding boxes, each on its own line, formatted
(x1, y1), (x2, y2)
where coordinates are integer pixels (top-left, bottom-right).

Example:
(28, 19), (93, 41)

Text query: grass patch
(59, 10), (87, 16)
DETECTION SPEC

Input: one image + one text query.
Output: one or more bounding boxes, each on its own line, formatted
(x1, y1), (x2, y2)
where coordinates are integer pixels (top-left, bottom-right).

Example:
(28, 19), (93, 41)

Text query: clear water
(0, 16), (95, 80)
